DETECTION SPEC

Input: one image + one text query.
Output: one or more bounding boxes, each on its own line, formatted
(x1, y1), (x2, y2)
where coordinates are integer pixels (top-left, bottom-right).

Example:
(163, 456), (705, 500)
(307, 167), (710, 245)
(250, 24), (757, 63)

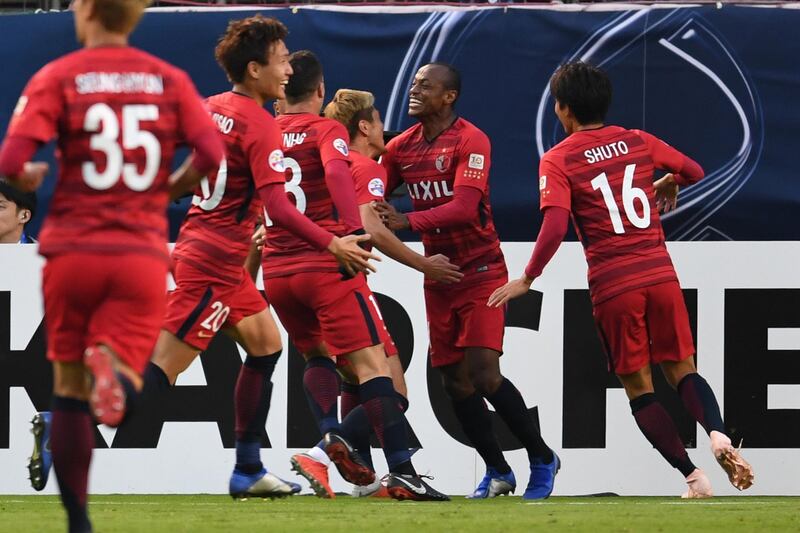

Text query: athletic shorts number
(82, 103), (161, 191)
(200, 301), (231, 333)
(264, 156), (307, 226)
(590, 163), (651, 234)
(192, 157), (228, 211)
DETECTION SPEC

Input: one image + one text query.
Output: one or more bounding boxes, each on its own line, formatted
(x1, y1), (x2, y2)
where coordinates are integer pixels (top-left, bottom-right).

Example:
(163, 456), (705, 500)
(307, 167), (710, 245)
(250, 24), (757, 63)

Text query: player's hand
(423, 254), (464, 284)
(12, 162), (48, 192)
(654, 173), (679, 213)
(251, 225), (267, 252)
(372, 200), (410, 231)
(487, 276), (534, 308)
(328, 234), (381, 277)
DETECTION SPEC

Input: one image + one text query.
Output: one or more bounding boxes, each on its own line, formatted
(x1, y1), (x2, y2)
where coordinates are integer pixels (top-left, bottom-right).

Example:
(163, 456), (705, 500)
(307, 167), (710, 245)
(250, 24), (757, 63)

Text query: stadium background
(1, 2), (799, 497)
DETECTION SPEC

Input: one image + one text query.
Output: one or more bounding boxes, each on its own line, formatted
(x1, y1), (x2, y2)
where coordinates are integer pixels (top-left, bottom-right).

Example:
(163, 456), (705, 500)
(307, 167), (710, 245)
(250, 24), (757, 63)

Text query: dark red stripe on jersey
(567, 157), (655, 183)
(235, 179), (256, 224)
(175, 286), (214, 341)
(592, 272), (678, 305)
(590, 256), (674, 287)
(353, 291), (381, 347)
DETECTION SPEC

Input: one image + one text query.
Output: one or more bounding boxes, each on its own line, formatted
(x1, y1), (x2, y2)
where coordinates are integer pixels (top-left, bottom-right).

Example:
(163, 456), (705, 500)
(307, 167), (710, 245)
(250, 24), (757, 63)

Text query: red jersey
(6, 46), (215, 260)
(172, 92), (285, 284)
(351, 150), (387, 203)
(539, 125), (691, 304)
(262, 113), (351, 278)
(383, 117), (505, 289)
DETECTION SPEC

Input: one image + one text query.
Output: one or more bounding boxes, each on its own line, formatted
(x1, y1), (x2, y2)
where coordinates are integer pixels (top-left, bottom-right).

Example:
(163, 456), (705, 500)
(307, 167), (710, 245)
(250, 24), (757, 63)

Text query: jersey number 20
(82, 103), (161, 191)
(591, 164), (651, 234)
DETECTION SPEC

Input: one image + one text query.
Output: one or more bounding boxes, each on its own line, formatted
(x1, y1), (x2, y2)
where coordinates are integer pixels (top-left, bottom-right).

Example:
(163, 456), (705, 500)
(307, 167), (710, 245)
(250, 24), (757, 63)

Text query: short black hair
(549, 61), (612, 125)
(285, 50), (323, 105)
(215, 15), (288, 84)
(0, 181), (36, 223)
(426, 62), (461, 102)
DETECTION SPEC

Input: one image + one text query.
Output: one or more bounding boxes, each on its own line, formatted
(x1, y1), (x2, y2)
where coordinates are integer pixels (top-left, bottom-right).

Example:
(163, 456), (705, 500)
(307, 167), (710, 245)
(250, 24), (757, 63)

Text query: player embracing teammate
(375, 63), (559, 500)
(489, 61), (754, 497)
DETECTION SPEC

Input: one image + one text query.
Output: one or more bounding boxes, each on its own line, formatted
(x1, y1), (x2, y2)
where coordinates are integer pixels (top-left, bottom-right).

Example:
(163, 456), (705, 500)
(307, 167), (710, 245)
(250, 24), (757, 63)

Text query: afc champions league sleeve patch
(333, 138), (349, 156)
(268, 149), (285, 172)
(368, 177), (385, 198)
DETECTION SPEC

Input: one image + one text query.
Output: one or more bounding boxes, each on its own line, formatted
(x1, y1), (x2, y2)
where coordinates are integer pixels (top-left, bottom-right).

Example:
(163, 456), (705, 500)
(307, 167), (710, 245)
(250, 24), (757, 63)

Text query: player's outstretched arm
(0, 137), (48, 192)
(261, 182), (379, 276)
(487, 206), (570, 308)
(360, 203), (462, 283)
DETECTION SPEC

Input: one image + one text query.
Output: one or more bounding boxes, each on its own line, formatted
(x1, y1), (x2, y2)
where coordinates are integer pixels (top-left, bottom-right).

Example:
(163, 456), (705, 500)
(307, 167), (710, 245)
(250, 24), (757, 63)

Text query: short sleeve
(175, 70), (217, 143)
(318, 121), (351, 167)
(6, 65), (63, 143)
(538, 152), (572, 212)
(453, 128), (491, 193)
(249, 115), (287, 189)
(632, 129), (686, 174)
(353, 157), (387, 204)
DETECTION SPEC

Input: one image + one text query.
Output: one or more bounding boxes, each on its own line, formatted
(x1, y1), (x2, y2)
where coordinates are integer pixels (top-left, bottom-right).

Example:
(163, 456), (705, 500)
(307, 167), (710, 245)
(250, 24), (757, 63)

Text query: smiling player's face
(408, 65), (454, 118)
(255, 40), (292, 102)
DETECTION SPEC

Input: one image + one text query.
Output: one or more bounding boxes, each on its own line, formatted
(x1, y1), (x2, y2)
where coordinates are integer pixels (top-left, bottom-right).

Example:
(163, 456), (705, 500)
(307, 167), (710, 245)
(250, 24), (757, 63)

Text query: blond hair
(92, 0), (152, 34)
(324, 89), (376, 140)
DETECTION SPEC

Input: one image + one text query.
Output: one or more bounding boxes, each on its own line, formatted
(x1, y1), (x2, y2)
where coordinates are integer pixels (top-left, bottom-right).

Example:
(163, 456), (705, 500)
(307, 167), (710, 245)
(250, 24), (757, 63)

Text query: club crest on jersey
(435, 154), (451, 173)
(468, 153), (485, 170)
(368, 178), (385, 197)
(333, 138), (349, 156)
(268, 149), (285, 172)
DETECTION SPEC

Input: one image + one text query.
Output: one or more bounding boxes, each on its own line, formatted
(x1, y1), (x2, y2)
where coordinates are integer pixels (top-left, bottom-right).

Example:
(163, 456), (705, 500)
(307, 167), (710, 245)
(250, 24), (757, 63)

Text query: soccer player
(0, 0), (222, 530)
(138, 15), (336, 499)
(488, 61), (754, 498)
(374, 62), (558, 500)
(318, 88), (462, 497)
(263, 51), (448, 501)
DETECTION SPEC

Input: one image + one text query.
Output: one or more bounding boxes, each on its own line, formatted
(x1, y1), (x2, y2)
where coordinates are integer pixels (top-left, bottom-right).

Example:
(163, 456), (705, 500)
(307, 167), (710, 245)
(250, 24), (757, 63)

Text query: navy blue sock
(143, 362), (171, 394)
(339, 381), (373, 470)
(451, 392), (511, 474)
(234, 352), (280, 474)
(302, 357), (341, 435)
(486, 378), (553, 463)
(677, 373), (726, 435)
(357, 377), (414, 475)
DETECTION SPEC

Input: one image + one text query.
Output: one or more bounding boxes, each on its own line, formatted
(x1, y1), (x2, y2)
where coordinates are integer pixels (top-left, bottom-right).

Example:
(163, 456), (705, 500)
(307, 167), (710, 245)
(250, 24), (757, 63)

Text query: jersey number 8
(264, 156), (306, 226)
(82, 103), (161, 191)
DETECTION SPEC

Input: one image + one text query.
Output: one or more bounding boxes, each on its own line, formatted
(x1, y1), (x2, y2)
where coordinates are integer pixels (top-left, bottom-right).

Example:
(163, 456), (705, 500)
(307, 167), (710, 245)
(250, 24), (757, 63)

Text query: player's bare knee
(470, 372), (502, 396)
(52, 362), (91, 400)
(661, 358), (697, 389)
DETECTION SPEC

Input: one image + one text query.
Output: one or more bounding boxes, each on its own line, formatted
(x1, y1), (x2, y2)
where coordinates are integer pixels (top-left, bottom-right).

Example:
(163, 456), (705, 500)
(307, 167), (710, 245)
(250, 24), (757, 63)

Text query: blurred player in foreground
(258, 51), (448, 501)
(488, 61), (753, 498)
(0, 0), (222, 530)
(375, 63), (558, 500)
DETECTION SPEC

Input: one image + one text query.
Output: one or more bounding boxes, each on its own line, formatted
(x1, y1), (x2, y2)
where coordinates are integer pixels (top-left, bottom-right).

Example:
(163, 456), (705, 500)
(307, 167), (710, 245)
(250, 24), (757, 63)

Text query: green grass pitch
(1, 495), (798, 532)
